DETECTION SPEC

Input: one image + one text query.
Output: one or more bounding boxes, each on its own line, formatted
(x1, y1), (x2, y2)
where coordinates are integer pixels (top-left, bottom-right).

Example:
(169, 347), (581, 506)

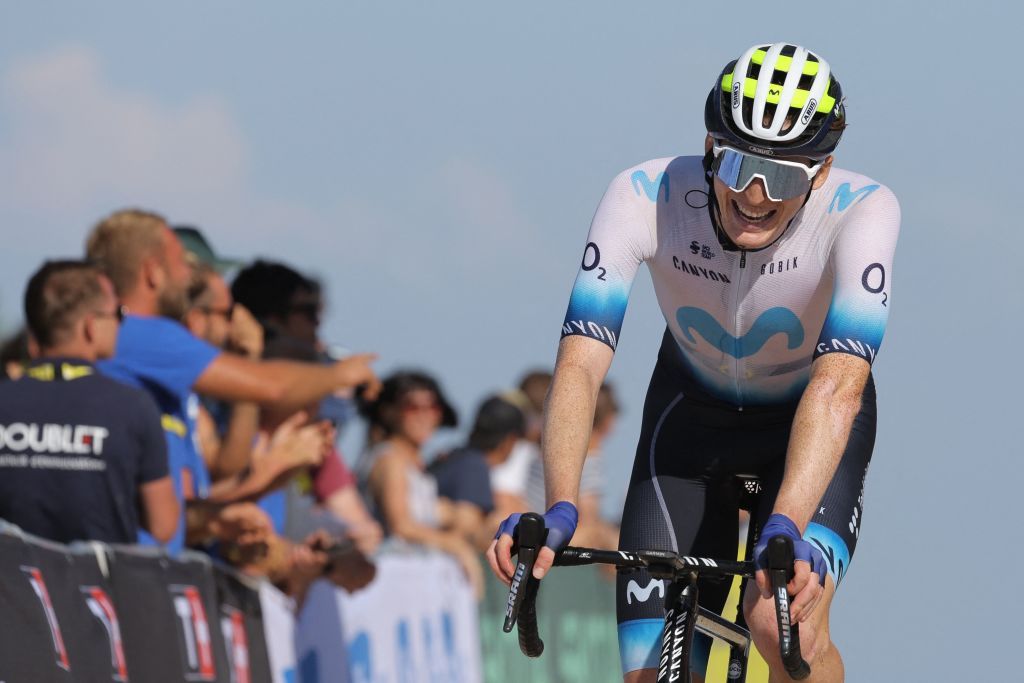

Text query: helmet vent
(742, 98), (755, 130)
(778, 110), (798, 135)
(780, 44), (797, 57)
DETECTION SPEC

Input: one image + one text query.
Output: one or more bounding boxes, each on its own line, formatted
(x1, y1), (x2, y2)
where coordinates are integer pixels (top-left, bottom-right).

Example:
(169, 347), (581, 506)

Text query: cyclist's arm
(542, 335), (614, 508)
(775, 182), (900, 528)
(544, 163), (656, 506)
(488, 164), (655, 583)
(771, 352), (869, 530)
(763, 182), (900, 614)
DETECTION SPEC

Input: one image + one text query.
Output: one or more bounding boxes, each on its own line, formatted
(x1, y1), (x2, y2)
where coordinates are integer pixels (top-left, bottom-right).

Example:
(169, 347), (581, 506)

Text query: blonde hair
(85, 209), (168, 297)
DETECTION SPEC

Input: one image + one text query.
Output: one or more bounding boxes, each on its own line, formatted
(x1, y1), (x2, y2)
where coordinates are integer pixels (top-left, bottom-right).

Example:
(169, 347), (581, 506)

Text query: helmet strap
(703, 151), (739, 252)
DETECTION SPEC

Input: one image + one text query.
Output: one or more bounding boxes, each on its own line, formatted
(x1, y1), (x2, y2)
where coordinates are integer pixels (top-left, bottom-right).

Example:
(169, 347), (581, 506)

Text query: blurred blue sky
(1, 3), (1020, 679)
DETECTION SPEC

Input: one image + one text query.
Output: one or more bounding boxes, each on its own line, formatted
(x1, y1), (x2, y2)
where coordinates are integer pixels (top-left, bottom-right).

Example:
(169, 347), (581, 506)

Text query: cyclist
(488, 42), (899, 683)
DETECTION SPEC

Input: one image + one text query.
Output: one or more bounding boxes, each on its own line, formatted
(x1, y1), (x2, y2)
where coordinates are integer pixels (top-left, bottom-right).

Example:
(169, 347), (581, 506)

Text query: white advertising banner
(260, 581), (299, 683)
(294, 548), (481, 683)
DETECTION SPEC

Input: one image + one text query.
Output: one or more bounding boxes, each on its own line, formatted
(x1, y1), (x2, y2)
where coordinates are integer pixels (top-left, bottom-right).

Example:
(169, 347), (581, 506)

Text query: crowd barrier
(0, 523), (760, 683)
(0, 525), (481, 683)
(0, 522), (271, 683)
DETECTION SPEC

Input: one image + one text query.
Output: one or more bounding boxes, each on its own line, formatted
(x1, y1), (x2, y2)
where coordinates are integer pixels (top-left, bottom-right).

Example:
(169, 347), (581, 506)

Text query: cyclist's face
(706, 136), (832, 249)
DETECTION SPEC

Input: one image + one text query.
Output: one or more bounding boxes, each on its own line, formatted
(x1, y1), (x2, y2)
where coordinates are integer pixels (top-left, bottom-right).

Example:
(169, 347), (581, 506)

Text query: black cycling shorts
(616, 333), (876, 675)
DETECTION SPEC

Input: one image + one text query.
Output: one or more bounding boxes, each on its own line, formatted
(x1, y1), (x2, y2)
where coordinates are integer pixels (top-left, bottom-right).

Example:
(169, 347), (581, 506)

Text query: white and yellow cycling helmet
(705, 43), (845, 160)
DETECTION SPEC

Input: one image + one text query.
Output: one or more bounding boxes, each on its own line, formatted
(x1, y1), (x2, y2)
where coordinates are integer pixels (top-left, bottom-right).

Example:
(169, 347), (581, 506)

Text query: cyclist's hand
(753, 513), (827, 623)
(485, 502), (578, 584)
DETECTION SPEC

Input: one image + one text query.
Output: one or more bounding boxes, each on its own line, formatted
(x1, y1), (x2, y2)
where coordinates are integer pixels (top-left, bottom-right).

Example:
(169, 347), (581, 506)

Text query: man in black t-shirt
(0, 261), (178, 544)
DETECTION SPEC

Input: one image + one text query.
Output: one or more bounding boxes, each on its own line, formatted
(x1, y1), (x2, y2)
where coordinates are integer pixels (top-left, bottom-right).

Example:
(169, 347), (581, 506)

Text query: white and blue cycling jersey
(561, 155), (900, 407)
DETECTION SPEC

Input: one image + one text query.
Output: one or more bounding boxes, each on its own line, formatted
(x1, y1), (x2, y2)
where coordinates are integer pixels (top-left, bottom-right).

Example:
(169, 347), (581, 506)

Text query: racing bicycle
(502, 476), (811, 682)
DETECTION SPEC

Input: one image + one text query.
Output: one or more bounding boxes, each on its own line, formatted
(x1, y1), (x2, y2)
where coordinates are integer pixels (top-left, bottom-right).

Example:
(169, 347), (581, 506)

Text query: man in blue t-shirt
(86, 209), (382, 553)
(0, 261), (178, 544)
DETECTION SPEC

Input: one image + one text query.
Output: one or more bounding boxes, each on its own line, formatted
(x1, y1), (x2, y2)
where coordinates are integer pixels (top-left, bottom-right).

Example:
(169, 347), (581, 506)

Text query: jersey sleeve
(106, 316), (220, 396)
(814, 184), (901, 364)
(560, 167), (656, 351)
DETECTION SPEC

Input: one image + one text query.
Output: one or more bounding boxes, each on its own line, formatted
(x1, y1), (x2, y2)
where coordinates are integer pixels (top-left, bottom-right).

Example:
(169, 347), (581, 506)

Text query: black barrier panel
(212, 565), (272, 683)
(0, 532), (127, 683)
(107, 548), (231, 683)
(0, 531), (71, 683)
(67, 544), (132, 682)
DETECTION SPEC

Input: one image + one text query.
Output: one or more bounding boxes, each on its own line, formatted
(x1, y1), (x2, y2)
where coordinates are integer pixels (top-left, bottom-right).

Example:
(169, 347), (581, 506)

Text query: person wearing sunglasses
(489, 43), (900, 683)
(0, 261), (178, 547)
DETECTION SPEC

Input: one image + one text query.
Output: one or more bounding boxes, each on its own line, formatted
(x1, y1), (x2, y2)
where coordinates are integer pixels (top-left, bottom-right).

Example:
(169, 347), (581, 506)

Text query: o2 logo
(581, 242), (606, 280)
(861, 263), (887, 306)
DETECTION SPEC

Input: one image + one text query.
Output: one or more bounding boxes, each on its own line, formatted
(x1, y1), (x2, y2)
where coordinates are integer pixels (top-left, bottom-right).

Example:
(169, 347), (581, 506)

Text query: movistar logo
(676, 307), (804, 359)
(631, 170), (669, 202)
(828, 182), (880, 213)
(626, 578), (665, 605)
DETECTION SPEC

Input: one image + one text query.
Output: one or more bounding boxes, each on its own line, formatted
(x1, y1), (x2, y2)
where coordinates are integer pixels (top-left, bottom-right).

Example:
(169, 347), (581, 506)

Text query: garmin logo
(747, 145), (775, 156)
(731, 81), (741, 108)
(801, 98), (817, 125)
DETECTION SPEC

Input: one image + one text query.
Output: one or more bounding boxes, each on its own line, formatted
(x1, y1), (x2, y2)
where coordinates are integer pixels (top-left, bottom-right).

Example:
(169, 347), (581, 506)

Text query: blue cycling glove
(494, 501), (579, 553)
(753, 513), (827, 587)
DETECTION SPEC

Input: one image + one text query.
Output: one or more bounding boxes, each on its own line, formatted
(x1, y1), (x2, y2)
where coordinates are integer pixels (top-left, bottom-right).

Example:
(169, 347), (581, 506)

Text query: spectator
(232, 259), (357, 434)
(179, 240), (375, 596)
(490, 370), (551, 512)
(185, 262), (263, 483)
(526, 381), (620, 549)
(0, 261), (178, 544)
(85, 208), (381, 553)
(429, 395), (526, 550)
(259, 336), (383, 556)
(357, 370), (483, 597)
(230, 259), (321, 346)
(0, 329), (33, 381)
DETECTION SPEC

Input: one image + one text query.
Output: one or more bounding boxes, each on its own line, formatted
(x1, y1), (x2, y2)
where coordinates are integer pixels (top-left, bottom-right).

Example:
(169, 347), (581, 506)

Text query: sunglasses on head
(711, 144), (824, 202)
